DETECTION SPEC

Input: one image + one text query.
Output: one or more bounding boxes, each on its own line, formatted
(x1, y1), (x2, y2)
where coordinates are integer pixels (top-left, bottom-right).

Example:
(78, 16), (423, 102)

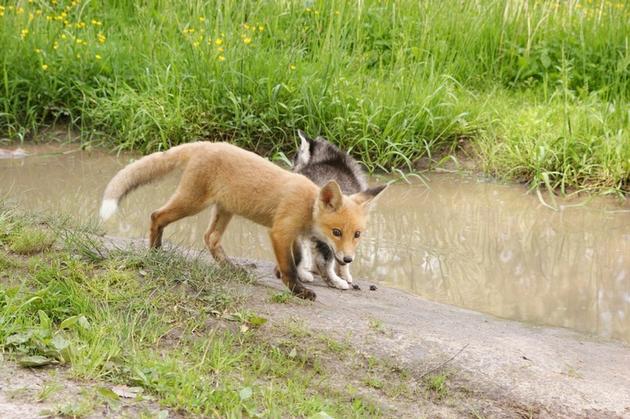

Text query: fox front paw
(298, 268), (315, 283)
(294, 286), (317, 301)
(329, 276), (350, 290)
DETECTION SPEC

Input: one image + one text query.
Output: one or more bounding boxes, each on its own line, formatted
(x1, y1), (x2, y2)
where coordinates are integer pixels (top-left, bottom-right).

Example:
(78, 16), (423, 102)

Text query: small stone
(369, 285), (377, 291)
(352, 284), (360, 290)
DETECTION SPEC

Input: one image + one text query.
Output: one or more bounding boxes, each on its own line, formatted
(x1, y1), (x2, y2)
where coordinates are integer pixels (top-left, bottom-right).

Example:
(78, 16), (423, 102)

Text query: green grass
(0, 1), (628, 195)
(426, 373), (448, 399)
(8, 226), (56, 254)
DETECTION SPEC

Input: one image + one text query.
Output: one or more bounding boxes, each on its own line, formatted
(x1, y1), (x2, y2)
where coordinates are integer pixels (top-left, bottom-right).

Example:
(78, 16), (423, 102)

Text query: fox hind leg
(204, 205), (234, 264)
(150, 189), (208, 248)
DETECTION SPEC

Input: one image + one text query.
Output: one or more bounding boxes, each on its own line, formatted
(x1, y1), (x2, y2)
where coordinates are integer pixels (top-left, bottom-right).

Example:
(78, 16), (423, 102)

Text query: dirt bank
(239, 256), (630, 418)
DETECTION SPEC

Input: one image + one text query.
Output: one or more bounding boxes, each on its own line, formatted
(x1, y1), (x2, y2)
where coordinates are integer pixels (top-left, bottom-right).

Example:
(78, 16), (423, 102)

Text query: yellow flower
(217, 46), (224, 52)
(258, 25), (264, 32)
(192, 41), (200, 48)
(335, 10), (340, 15)
(91, 19), (102, 26)
(61, 34), (67, 40)
(95, 54), (102, 60)
(75, 21), (86, 29)
(42, 64), (48, 71)
(53, 41), (59, 49)
(215, 38), (223, 46)
(218, 55), (225, 61)
(243, 37), (252, 45)
(20, 28), (29, 40)
(97, 33), (106, 44)
(16, 7), (24, 14)
(290, 64), (296, 71)
(243, 23), (250, 30)
(35, 48), (42, 54)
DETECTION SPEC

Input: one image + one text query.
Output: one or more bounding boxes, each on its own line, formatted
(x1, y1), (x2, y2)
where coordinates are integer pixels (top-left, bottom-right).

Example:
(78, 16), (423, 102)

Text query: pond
(2, 144), (629, 344)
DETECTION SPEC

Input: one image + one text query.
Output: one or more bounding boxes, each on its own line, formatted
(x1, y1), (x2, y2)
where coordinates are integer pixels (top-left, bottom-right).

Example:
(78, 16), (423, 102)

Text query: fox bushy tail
(100, 144), (192, 221)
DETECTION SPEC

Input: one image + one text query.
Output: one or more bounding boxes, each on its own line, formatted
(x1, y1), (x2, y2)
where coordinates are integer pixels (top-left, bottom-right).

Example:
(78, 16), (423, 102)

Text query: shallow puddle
(1, 144), (629, 344)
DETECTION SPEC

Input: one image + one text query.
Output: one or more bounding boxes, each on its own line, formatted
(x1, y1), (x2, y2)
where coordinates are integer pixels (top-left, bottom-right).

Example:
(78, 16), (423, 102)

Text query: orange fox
(100, 142), (386, 300)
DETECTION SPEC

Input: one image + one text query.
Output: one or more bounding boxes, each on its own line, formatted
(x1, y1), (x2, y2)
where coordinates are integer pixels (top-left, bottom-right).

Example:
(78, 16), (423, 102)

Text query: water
(1, 144), (629, 343)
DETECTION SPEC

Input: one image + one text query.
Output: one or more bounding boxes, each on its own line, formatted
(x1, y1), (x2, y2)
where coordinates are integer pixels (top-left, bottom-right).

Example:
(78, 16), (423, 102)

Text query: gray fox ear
(319, 180), (343, 211)
(296, 130), (312, 166)
(351, 184), (388, 207)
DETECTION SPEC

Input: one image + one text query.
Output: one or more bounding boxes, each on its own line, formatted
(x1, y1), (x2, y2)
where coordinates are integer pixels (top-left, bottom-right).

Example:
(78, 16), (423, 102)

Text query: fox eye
(354, 231), (361, 239)
(332, 228), (342, 237)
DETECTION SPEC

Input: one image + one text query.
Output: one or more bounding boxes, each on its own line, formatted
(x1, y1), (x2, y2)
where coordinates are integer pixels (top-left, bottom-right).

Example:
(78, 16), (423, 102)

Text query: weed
(364, 376), (385, 390)
(426, 373), (448, 399)
(271, 291), (293, 304)
(37, 380), (64, 402)
(368, 318), (385, 334)
(7, 227), (55, 255)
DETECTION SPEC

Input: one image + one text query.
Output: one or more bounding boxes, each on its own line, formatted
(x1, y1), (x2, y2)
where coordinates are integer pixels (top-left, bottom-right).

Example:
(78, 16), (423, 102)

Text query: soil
(0, 359), (175, 419)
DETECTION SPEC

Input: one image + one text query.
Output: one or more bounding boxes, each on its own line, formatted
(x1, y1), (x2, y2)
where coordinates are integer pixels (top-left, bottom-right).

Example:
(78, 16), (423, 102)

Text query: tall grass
(0, 0), (628, 193)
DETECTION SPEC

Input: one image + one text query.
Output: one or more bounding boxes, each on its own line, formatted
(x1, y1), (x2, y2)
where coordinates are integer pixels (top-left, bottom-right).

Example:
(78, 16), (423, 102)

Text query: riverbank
(1, 0), (628, 195)
(1, 207), (628, 417)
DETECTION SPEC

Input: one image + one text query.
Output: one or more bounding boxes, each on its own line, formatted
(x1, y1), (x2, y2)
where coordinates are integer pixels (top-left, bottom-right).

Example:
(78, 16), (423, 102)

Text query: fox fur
(100, 142), (385, 300)
(290, 130), (372, 289)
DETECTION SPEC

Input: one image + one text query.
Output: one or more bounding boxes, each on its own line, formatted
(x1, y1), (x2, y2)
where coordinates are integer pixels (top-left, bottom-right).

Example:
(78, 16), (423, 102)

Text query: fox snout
(334, 252), (354, 265)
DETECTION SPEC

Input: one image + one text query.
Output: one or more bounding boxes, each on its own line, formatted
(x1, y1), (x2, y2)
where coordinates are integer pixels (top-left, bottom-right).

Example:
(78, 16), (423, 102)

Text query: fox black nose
(343, 256), (353, 264)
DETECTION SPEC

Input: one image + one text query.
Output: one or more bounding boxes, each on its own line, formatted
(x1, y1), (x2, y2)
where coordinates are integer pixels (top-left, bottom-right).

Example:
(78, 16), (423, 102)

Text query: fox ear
(319, 180), (343, 211)
(351, 184), (388, 208)
(296, 130), (312, 165)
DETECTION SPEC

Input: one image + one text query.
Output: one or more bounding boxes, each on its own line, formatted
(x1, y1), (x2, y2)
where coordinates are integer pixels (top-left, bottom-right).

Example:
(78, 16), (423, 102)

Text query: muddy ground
(1, 238), (629, 418)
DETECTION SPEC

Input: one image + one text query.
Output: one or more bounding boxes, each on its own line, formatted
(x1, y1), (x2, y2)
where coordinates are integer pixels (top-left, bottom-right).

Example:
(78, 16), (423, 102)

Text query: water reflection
(1, 145), (628, 343)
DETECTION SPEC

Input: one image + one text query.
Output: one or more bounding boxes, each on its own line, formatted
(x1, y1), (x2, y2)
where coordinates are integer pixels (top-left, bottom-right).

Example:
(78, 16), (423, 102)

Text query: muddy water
(2, 145), (629, 344)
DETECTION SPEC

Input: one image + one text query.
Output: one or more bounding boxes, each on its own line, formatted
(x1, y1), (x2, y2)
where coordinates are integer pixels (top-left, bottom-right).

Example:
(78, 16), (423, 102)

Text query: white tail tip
(100, 199), (118, 221)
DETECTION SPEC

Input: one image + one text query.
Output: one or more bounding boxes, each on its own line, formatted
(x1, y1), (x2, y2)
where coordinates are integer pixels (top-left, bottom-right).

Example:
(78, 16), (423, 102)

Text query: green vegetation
(1, 205), (439, 416)
(0, 1), (628, 194)
(425, 373), (448, 399)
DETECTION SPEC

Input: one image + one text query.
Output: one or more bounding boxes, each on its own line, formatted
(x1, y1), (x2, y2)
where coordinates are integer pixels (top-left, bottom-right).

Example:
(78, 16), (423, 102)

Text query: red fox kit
(100, 142), (385, 300)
